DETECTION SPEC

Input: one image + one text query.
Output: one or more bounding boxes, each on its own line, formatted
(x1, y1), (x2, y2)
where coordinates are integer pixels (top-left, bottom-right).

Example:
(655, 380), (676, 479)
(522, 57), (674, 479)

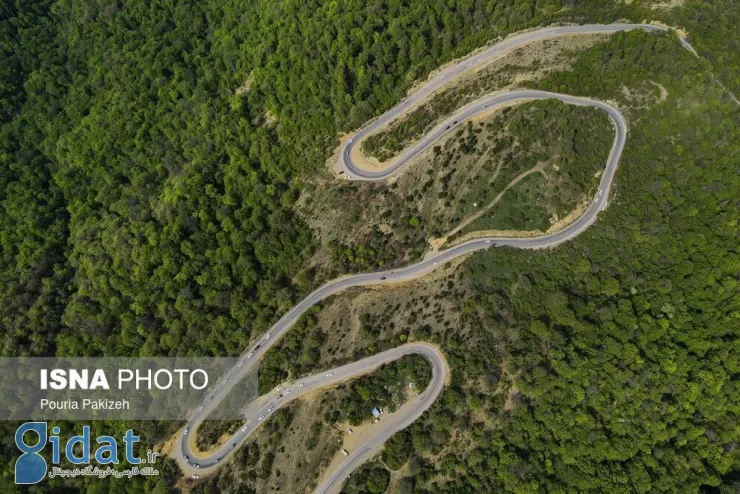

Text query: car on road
(265, 332), (271, 339)
(215, 457), (221, 463)
(259, 415), (265, 421)
(231, 443), (236, 450)
(297, 382), (304, 387)
(192, 474), (200, 479)
(380, 276), (386, 280)
(194, 463), (200, 469)
(184, 455), (190, 463)
(485, 240), (491, 244)
(242, 425), (249, 432)
(199, 405), (203, 411)
(268, 406), (275, 412)
(326, 372), (334, 377)
(184, 428), (189, 435)
(433, 261), (438, 265)
(247, 351), (253, 358)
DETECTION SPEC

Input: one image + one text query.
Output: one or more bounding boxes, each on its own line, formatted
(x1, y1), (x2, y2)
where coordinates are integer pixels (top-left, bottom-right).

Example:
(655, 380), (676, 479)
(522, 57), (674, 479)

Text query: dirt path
(429, 161), (549, 249)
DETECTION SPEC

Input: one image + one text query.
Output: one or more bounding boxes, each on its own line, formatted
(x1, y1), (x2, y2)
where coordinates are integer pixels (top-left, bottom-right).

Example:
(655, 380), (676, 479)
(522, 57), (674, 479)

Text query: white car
(285, 389), (291, 394)
(247, 351), (253, 358)
(268, 406), (275, 412)
(297, 382), (304, 388)
(276, 384), (283, 391)
(184, 428), (189, 435)
(265, 332), (271, 340)
(192, 474), (200, 479)
(259, 415), (265, 421)
(326, 372), (334, 377)
(485, 240), (491, 244)
(433, 261), (439, 265)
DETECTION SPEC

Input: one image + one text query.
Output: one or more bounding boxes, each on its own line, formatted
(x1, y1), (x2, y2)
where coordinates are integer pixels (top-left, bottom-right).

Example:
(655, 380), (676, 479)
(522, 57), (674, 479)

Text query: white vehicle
(265, 332), (271, 339)
(485, 240), (491, 244)
(194, 463), (201, 469)
(433, 261), (439, 265)
(192, 474), (200, 479)
(276, 384), (283, 391)
(285, 389), (291, 395)
(198, 405), (203, 411)
(242, 426), (248, 432)
(238, 359), (244, 367)
(297, 382), (304, 388)
(247, 351), (253, 358)
(349, 138), (353, 143)
(326, 372), (334, 377)
(259, 414), (265, 421)
(268, 406), (275, 412)
(342, 449), (349, 456)
(184, 455), (190, 463)
(184, 428), (189, 435)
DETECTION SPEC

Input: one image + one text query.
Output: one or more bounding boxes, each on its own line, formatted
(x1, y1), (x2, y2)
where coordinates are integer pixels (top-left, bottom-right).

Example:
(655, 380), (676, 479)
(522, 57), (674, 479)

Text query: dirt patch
(503, 382), (521, 412)
(264, 109), (278, 126)
(647, 0), (686, 9)
(235, 73), (254, 95)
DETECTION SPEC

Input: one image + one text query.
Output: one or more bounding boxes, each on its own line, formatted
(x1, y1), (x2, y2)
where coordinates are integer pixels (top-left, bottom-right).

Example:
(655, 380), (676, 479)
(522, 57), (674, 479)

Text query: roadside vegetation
(302, 100), (613, 272)
(359, 33), (608, 162)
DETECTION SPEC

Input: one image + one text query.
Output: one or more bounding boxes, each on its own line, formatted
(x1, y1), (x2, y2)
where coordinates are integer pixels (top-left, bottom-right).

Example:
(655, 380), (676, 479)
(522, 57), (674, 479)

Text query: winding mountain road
(175, 22), (695, 493)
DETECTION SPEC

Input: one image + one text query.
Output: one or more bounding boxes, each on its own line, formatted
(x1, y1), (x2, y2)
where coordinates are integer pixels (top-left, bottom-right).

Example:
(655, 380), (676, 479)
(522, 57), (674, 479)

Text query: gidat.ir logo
(14, 422), (146, 484)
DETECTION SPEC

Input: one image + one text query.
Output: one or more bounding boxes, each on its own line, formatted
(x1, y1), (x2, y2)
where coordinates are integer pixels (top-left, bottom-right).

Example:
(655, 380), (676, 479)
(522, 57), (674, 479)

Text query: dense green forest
(1, 0), (739, 492)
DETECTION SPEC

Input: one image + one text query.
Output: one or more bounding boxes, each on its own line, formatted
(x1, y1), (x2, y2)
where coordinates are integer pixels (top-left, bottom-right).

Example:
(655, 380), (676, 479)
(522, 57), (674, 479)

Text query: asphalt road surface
(175, 23), (696, 493)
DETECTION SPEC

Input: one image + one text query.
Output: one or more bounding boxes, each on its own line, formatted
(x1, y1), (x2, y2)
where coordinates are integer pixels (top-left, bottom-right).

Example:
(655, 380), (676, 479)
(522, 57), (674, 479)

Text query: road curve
(176, 344), (447, 485)
(175, 22), (696, 493)
(337, 22), (683, 180)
